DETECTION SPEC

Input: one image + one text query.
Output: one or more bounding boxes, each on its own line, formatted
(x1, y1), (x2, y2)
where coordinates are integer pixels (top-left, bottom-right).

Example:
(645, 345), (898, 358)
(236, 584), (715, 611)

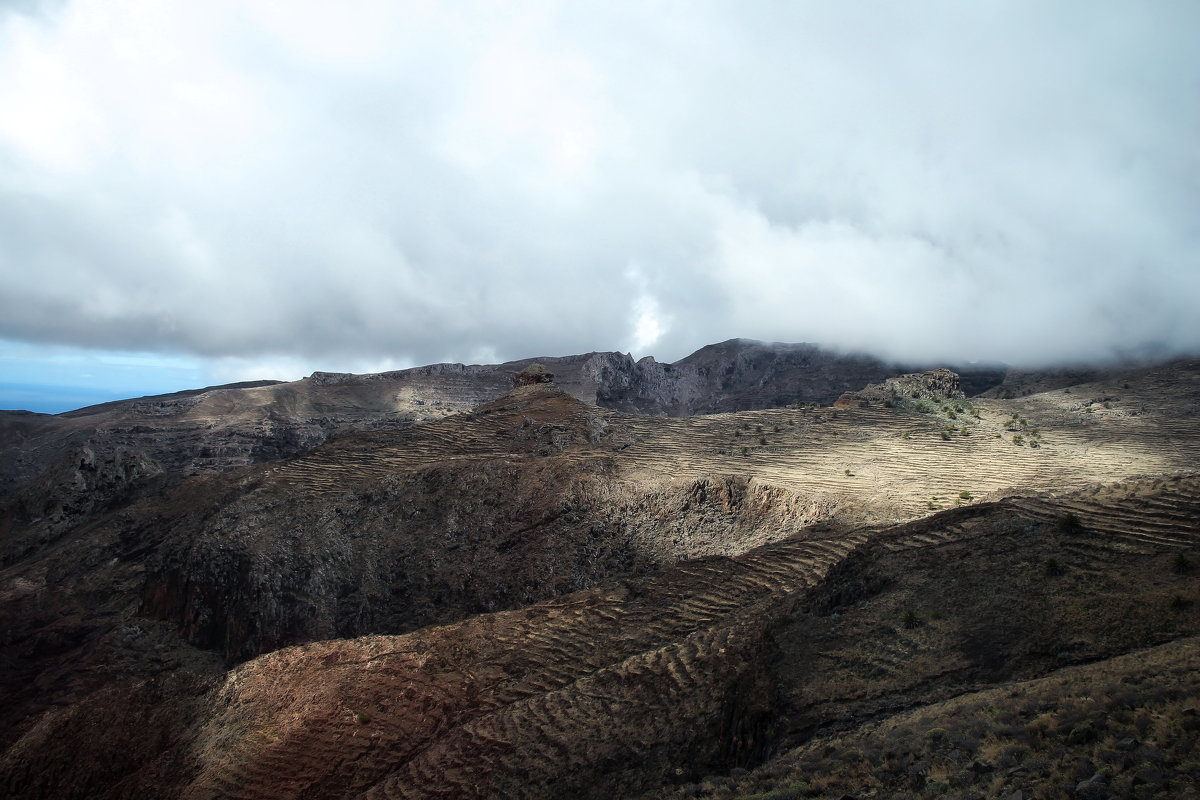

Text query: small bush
(1012, 434), (1025, 446)
(1067, 722), (1097, 744)
(1172, 553), (1192, 574)
(959, 491), (973, 500)
(940, 430), (952, 441)
(1170, 594), (1190, 611)
(901, 608), (922, 629)
(1057, 513), (1084, 533)
(1044, 557), (1063, 577)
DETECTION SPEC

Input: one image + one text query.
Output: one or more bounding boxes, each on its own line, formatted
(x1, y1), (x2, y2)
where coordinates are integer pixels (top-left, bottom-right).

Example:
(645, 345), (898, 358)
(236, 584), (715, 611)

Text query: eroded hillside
(0, 357), (1197, 799)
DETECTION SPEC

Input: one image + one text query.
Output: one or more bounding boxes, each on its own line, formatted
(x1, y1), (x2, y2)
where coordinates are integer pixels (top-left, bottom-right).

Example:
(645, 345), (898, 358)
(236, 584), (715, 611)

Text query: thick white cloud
(0, 0), (1197, 378)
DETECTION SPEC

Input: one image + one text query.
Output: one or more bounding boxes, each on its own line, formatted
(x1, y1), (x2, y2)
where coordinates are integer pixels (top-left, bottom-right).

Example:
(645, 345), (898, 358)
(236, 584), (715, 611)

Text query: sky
(1, 1), (1198, 412)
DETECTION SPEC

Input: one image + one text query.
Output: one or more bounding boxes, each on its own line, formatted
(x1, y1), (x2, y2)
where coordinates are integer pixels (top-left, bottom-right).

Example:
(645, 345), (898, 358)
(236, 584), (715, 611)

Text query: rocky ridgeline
(0, 341), (1007, 504)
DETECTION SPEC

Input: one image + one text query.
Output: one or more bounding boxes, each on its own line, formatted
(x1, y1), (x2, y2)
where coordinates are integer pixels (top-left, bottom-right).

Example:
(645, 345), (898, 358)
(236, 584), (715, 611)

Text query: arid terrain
(0, 342), (1197, 799)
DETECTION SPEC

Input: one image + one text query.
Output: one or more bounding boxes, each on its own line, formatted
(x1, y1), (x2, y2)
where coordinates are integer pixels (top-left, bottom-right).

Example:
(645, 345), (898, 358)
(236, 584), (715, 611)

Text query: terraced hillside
(182, 474), (1200, 800)
(0, 358), (1197, 799)
(6, 471), (1193, 799)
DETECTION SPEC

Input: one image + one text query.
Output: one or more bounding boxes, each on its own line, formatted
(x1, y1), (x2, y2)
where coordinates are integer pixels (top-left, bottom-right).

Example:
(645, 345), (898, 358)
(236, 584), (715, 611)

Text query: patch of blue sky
(0, 339), (207, 413)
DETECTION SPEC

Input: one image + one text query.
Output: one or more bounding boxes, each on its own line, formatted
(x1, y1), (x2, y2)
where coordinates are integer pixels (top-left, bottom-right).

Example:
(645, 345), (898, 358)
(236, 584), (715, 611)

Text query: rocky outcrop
(513, 363), (554, 386)
(834, 368), (965, 408)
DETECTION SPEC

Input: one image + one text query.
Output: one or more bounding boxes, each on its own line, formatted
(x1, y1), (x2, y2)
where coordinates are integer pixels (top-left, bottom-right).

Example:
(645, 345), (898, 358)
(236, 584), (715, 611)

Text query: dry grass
(679, 636), (1200, 800)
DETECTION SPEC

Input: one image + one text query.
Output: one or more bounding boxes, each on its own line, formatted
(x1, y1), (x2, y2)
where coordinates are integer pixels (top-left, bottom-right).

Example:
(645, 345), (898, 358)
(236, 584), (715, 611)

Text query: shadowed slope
(168, 474), (1200, 800)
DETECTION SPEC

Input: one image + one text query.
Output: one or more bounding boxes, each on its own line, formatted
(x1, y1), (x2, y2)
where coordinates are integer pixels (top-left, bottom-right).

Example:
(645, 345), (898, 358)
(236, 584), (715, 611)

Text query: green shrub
(901, 608), (922, 629)
(1044, 557), (1063, 576)
(1172, 553), (1192, 574)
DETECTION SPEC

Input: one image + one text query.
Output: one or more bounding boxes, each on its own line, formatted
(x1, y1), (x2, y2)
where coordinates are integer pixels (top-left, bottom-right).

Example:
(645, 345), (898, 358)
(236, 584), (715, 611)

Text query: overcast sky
(1, 1), (1198, 411)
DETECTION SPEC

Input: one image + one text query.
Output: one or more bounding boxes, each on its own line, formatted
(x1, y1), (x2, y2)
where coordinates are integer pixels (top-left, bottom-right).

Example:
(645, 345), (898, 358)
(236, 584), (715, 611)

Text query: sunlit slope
(272, 359), (1200, 526)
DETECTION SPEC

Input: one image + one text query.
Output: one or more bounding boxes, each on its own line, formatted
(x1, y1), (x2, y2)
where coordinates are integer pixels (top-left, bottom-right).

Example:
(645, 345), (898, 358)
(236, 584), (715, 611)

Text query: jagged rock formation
(512, 362), (554, 386)
(833, 368), (964, 408)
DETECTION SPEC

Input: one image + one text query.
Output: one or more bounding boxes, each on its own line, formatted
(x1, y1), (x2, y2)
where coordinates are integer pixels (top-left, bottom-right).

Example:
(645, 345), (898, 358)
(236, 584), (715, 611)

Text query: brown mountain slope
(0, 360), (1198, 798)
(4, 473), (1194, 799)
